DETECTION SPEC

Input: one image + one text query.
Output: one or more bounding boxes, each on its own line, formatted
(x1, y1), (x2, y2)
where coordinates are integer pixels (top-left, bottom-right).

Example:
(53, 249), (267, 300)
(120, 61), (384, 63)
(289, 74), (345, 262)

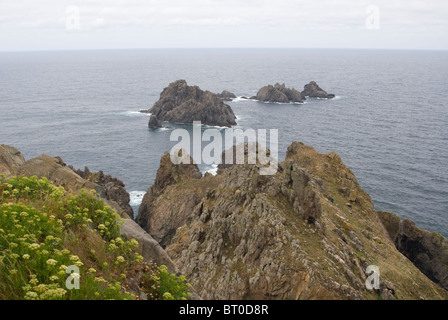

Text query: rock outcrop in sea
(301, 81), (335, 99)
(135, 142), (448, 300)
(148, 114), (162, 128)
(216, 90), (237, 101)
(252, 83), (304, 103)
(143, 80), (237, 128)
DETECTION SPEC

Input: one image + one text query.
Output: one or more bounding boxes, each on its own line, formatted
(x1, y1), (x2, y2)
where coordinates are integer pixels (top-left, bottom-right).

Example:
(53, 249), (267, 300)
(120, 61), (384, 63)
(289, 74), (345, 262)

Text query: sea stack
(144, 80), (237, 127)
(253, 83), (304, 103)
(301, 81), (335, 99)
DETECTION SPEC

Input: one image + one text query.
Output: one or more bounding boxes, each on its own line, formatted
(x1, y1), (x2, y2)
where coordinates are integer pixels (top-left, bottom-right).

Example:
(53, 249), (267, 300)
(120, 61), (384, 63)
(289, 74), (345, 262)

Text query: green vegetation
(140, 263), (191, 300)
(0, 175), (190, 300)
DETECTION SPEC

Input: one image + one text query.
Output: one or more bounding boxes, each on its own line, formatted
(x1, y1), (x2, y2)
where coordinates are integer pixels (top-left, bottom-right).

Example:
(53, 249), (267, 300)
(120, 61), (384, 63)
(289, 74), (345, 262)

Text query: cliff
(144, 80), (237, 128)
(378, 211), (448, 291)
(137, 142), (448, 300)
(4, 142), (447, 300)
(0, 144), (176, 275)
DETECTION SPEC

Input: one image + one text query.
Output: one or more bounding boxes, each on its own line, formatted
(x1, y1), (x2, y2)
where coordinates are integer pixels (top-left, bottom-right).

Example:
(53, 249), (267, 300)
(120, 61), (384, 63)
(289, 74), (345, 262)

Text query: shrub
(0, 175), (190, 300)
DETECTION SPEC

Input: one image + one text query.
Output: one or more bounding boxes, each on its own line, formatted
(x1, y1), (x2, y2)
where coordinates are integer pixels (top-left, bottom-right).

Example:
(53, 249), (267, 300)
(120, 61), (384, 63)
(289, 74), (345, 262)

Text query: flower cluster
(0, 176), (65, 202)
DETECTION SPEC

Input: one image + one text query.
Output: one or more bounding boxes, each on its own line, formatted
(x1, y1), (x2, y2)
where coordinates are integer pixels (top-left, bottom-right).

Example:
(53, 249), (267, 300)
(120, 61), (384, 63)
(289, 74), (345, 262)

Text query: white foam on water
(129, 191), (146, 206)
(202, 123), (228, 130)
(232, 96), (256, 102)
(204, 164), (218, 176)
(119, 111), (151, 117)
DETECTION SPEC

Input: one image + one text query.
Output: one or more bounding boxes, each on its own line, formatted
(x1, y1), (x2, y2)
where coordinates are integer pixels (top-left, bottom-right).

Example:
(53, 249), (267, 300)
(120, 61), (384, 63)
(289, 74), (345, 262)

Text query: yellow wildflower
(46, 259), (58, 266)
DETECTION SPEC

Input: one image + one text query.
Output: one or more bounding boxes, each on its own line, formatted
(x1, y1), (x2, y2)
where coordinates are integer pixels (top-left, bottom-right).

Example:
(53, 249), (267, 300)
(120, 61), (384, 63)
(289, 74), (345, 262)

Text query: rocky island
(142, 80), (237, 128)
(251, 83), (304, 103)
(302, 81), (335, 99)
(249, 81), (335, 103)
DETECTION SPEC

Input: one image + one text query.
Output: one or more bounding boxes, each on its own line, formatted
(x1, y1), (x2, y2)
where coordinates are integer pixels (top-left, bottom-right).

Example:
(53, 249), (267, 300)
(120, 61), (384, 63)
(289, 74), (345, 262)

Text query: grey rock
(301, 81), (335, 99)
(378, 211), (448, 291)
(254, 83), (303, 103)
(148, 114), (162, 128)
(216, 90), (237, 101)
(147, 80), (237, 127)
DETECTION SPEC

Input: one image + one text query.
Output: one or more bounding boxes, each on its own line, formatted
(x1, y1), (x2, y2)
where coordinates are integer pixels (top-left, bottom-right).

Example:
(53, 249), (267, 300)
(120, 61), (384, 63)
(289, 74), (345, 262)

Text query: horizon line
(1, 47), (448, 54)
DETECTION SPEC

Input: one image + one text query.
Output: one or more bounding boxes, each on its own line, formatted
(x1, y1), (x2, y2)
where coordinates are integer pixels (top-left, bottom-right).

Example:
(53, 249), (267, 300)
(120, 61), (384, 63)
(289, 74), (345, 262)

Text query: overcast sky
(0, 0), (447, 51)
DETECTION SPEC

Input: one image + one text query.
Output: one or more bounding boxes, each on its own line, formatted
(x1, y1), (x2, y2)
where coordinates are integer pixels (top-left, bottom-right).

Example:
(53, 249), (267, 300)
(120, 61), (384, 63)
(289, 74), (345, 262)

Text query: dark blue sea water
(1, 49), (447, 237)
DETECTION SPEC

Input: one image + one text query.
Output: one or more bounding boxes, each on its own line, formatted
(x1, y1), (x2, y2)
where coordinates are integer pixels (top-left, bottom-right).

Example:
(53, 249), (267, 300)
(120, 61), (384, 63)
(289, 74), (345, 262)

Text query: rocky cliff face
(136, 142), (448, 300)
(145, 80), (237, 127)
(135, 151), (202, 248)
(378, 211), (448, 291)
(302, 81), (335, 99)
(253, 83), (304, 103)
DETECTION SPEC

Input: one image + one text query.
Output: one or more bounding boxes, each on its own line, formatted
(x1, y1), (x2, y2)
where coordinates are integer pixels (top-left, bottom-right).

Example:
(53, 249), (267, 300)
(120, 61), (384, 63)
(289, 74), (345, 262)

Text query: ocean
(0, 48), (447, 237)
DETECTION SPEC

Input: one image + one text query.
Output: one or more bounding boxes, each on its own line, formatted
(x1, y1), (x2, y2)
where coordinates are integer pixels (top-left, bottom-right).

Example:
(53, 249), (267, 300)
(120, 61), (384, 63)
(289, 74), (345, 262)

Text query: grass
(0, 175), (191, 300)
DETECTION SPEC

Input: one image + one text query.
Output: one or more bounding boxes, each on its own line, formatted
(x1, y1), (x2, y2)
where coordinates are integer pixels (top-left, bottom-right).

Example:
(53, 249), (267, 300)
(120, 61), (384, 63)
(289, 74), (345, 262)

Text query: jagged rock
(377, 211), (448, 291)
(254, 83), (303, 103)
(136, 141), (448, 300)
(72, 167), (134, 219)
(216, 142), (272, 172)
(148, 115), (162, 128)
(135, 151), (202, 248)
(301, 81), (335, 99)
(216, 90), (236, 101)
(144, 80), (237, 127)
